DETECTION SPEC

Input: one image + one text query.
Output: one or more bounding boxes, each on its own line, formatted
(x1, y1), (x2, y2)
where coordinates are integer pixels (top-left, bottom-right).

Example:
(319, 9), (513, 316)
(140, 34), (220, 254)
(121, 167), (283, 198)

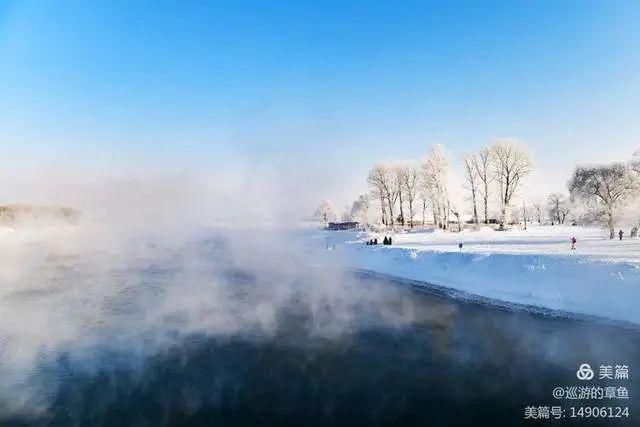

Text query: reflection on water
(1, 237), (639, 426)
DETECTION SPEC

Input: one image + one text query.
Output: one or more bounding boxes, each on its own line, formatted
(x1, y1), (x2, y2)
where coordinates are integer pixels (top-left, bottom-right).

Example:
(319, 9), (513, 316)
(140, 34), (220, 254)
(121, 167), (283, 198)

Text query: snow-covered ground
(378, 225), (640, 262)
(314, 225), (640, 326)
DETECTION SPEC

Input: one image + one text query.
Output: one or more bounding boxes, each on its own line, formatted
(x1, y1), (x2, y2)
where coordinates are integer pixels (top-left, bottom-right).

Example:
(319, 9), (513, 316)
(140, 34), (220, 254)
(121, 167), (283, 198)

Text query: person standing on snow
(619, 229), (624, 241)
(570, 237), (576, 250)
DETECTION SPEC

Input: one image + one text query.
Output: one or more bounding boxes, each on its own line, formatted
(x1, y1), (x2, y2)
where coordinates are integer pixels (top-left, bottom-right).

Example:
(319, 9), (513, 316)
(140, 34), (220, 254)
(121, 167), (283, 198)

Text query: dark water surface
(2, 260), (639, 427)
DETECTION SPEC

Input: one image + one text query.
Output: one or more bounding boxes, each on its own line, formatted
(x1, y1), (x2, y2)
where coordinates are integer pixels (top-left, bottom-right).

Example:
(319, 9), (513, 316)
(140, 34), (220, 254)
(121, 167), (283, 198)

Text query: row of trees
(315, 142), (640, 239)
(362, 140), (534, 230)
(569, 161), (639, 238)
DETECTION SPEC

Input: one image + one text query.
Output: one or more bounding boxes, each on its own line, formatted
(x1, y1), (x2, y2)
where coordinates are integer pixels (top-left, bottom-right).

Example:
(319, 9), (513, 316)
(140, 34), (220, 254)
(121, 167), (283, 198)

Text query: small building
(327, 221), (360, 231)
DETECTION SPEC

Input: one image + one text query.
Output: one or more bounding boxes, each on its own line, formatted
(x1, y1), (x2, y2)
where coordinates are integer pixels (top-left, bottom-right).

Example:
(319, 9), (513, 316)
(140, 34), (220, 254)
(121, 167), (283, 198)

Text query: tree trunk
(445, 201), (450, 230)
(504, 174), (511, 206)
(387, 196), (394, 227)
(408, 199), (413, 228)
(471, 188), (478, 224)
(608, 212), (615, 239)
(398, 192), (405, 227)
(483, 195), (488, 224)
(432, 202), (438, 228)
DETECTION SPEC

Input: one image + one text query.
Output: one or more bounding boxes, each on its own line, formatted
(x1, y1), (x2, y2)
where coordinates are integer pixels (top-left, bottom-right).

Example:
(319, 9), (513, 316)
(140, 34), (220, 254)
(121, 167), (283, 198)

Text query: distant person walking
(619, 229), (624, 241)
(570, 236), (576, 250)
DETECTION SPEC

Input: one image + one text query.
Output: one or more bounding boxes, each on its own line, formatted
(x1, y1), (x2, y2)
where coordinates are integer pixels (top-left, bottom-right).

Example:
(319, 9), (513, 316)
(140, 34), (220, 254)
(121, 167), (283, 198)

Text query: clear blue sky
(1, 0), (639, 204)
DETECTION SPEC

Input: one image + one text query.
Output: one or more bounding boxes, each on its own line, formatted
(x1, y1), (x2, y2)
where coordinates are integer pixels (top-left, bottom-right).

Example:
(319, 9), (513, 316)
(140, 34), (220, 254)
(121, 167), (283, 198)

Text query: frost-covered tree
(350, 194), (369, 225)
(341, 205), (353, 222)
(418, 184), (430, 228)
(314, 200), (336, 224)
(397, 164), (420, 228)
(546, 193), (571, 225)
(568, 163), (637, 239)
(630, 150), (640, 176)
(509, 205), (521, 225)
(451, 208), (462, 232)
(472, 147), (493, 224)
(490, 140), (534, 224)
(367, 164), (396, 226)
(531, 198), (544, 224)
(422, 145), (450, 229)
(420, 169), (438, 227)
(462, 154), (479, 224)
(623, 150), (640, 228)
(521, 200), (528, 230)
(393, 167), (406, 226)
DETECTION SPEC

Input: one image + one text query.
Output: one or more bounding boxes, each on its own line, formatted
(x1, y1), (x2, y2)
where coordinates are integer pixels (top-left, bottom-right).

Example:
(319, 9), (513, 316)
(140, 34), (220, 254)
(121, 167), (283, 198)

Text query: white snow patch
(311, 225), (640, 325)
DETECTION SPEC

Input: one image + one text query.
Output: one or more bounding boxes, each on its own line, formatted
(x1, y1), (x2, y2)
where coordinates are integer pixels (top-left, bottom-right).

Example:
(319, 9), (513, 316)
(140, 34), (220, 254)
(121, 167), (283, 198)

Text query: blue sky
(1, 1), (639, 205)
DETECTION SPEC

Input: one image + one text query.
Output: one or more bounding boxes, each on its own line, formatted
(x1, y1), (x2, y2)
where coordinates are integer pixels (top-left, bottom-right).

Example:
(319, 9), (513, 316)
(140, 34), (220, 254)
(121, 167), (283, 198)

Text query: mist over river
(1, 230), (639, 426)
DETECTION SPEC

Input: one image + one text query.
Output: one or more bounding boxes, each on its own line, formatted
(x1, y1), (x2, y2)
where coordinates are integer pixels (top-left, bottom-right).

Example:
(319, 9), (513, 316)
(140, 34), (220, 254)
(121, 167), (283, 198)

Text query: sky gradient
(1, 0), (639, 210)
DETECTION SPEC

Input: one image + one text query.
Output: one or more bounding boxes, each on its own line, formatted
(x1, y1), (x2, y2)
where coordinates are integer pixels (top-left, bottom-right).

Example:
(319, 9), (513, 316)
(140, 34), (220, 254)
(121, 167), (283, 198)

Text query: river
(1, 234), (638, 426)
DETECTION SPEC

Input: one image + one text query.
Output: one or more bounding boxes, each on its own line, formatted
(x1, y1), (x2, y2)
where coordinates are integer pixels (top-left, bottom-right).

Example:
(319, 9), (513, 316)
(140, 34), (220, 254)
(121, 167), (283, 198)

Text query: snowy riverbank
(313, 226), (640, 326)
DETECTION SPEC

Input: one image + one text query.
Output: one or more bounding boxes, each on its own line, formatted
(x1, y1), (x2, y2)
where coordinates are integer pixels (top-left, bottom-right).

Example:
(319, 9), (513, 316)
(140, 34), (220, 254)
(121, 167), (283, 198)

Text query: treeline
(0, 204), (81, 225)
(315, 141), (640, 239)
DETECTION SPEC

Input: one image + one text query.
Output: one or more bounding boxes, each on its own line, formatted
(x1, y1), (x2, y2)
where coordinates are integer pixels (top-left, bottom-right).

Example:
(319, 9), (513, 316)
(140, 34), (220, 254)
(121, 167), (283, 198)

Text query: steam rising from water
(0, 217), (428, 419)
(0, 170), (371, 418)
